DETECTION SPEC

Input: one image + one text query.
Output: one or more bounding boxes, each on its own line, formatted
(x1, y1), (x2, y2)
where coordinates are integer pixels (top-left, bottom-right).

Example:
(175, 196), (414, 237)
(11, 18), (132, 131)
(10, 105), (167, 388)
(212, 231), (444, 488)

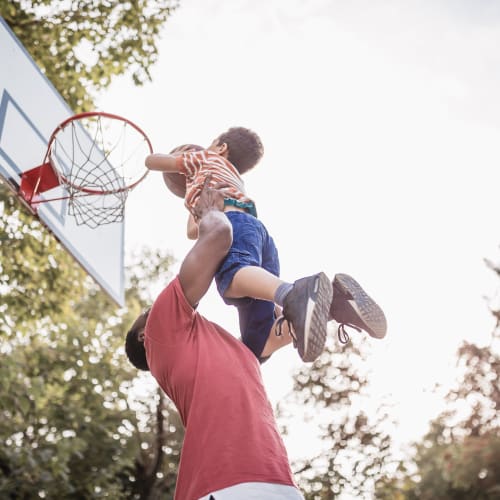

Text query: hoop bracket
(19, 161), (60, 208)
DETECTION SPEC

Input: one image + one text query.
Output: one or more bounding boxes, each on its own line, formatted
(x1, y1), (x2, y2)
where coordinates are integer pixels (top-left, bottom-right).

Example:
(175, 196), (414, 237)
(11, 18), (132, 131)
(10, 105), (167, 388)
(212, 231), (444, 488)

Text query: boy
(146, 129), (386, 363)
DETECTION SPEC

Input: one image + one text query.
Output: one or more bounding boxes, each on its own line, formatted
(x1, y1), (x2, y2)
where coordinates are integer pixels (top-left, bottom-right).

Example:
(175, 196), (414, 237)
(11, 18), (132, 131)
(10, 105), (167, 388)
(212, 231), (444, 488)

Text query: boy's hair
(125, 310), (150, 371)
(216, 127), (264, 174)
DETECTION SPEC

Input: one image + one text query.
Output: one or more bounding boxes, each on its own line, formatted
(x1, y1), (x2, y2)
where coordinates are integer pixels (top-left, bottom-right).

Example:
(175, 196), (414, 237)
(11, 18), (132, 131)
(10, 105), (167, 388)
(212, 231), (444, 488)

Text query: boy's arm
(145, 153), (182, 172)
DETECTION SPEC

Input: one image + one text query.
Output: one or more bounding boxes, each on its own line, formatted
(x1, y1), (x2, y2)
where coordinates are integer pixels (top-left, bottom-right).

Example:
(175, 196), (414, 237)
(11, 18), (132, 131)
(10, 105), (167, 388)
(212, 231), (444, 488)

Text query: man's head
(125, 309), (150, 371)
(208, 127), (264, 174)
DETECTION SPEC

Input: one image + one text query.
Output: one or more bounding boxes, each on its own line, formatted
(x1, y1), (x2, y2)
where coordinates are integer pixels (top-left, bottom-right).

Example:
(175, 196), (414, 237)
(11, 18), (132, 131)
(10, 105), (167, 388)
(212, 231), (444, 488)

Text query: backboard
(0, 18), (125, 306)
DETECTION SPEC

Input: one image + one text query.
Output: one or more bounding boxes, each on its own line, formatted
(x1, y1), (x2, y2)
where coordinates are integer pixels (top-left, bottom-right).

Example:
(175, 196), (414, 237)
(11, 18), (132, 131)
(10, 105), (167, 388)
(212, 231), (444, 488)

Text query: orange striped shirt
(175, 150), (256, 214)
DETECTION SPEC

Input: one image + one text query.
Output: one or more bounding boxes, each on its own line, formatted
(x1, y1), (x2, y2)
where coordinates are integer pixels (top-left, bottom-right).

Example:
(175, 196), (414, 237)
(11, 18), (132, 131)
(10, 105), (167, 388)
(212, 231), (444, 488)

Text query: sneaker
(282, 272), (333, 362)
(330, 273), (387, 342)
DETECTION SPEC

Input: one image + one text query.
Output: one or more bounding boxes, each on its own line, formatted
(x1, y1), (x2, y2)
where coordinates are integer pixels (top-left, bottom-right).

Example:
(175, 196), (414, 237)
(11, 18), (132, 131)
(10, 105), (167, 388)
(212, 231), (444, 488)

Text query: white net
(48, 113), (151, 227)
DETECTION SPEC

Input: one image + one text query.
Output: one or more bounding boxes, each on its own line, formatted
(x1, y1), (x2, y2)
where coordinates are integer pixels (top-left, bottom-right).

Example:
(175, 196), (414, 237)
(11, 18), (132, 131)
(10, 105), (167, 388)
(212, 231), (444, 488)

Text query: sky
(98, 0), (500, 462)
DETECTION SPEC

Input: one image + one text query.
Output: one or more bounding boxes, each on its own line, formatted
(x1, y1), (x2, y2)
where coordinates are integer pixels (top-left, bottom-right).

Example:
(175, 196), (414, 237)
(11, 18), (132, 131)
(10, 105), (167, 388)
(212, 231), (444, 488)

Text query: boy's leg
(217, 212), (332, 363)
(236, 300), (282, 361)
(226, 266), (333, 363)
(260, 306), (294, 359)
(224, 265), (284, 301)
(329, 274), (387, 341)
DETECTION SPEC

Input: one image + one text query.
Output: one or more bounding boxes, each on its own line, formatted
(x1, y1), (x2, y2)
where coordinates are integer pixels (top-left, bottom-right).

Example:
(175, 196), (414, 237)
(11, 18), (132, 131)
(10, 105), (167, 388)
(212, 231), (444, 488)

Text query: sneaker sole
(333, 273), (387, 339)
(302, 272), (333, 362)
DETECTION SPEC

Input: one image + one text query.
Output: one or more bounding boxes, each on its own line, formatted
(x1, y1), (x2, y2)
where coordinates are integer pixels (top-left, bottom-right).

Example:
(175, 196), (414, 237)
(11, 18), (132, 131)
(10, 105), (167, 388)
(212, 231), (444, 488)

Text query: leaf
(0, 0), (179, 111)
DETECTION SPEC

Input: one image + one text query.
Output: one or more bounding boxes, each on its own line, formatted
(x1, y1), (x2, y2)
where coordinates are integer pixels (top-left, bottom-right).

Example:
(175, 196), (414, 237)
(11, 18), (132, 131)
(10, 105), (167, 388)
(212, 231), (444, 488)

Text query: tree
(375, 259), (500, 499)
(126, 388), (184, 499)
(278, 336), (394, 499)
(1, 0), (179, 111)
(0, 2), (186, 493)
(121, 247), (184, 499)
(0, 183), (184, 498)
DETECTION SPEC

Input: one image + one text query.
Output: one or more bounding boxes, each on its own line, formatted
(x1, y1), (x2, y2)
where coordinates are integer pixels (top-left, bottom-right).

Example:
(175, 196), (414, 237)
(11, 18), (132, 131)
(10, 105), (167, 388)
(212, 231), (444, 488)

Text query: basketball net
(20, 112), (152, 228)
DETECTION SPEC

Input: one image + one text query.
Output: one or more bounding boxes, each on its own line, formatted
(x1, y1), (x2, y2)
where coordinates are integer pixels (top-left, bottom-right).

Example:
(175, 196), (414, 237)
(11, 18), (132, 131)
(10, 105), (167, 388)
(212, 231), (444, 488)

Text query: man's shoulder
(151, 277), (195, 321)
(154, 275), (180, 300)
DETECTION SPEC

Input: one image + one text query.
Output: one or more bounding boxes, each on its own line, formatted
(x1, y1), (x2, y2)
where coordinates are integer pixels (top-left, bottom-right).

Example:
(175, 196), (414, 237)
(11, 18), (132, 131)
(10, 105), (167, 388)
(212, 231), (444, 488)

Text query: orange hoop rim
(45, 110), (153, 195)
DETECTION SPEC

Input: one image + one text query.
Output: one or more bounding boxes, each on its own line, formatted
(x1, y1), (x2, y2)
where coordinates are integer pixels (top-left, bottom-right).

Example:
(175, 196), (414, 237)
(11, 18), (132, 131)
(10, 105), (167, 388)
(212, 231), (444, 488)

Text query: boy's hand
(192, 176), (227, 221)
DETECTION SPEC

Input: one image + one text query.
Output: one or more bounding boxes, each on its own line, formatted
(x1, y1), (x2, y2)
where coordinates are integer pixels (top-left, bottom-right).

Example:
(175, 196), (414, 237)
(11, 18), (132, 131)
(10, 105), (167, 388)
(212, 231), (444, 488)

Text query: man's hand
(192, 176), (227, 221)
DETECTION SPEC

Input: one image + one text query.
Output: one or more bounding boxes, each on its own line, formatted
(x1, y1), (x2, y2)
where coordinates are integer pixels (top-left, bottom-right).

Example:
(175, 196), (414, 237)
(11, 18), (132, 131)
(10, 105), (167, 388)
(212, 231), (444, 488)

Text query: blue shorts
(214, 211), (280, 360)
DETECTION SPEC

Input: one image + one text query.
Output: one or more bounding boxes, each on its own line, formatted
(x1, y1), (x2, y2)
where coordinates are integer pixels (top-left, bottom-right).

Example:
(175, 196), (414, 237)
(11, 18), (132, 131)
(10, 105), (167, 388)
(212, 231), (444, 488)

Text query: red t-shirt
(144, 277), (296, 500)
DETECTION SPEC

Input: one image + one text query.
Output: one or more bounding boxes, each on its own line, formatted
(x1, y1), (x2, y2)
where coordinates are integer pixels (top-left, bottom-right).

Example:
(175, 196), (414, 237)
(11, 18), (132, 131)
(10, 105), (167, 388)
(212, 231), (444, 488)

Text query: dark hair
(216, 127), (264, 174)
(125, 310), (150, 371)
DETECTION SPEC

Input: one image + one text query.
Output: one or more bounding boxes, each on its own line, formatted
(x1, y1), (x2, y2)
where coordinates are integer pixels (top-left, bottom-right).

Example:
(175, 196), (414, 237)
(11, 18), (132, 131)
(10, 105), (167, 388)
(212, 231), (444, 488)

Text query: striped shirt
(175, 150), (256, 215)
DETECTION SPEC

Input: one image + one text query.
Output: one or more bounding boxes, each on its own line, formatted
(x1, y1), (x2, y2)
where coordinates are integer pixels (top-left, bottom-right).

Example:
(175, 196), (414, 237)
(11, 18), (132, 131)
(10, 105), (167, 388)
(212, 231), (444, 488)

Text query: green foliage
(0, 182), (183, 498)
(126, 389), (183, 499)
(0, 0), (179, 111)
(279, 337), (394, 499)
(408, 429), (500, 499)
(396, 337), (500, 500)
(0, 184), (85, 323)
(0, 2), (184, 493)
(375, 260), (500, 500)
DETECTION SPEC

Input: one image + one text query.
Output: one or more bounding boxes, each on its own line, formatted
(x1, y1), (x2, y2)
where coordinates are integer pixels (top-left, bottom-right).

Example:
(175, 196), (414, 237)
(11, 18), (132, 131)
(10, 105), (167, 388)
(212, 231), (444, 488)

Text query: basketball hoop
(19, 111), (153, 228)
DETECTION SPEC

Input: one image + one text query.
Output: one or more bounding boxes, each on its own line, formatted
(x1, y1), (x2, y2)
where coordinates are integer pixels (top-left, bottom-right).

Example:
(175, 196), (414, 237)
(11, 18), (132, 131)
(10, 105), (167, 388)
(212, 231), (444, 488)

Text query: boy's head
(209, 127), (264, 174)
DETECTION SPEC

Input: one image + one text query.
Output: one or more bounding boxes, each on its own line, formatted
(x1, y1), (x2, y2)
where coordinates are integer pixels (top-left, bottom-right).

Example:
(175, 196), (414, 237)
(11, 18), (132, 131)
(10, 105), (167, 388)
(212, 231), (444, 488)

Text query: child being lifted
(145, 127), (386, 363)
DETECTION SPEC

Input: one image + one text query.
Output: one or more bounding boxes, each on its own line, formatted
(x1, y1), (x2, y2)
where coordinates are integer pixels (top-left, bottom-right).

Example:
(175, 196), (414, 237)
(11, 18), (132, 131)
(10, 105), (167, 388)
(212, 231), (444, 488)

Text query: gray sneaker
(330, 273), (387, 342)
(282, 272), (333, 362)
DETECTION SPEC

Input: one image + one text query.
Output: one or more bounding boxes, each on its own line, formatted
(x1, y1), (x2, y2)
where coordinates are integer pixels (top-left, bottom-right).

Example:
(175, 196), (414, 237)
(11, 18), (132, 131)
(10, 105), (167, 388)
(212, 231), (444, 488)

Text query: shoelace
(337, 323), (361, 344)
(275, 315), (297, 347)
(277, 314), (361, 346)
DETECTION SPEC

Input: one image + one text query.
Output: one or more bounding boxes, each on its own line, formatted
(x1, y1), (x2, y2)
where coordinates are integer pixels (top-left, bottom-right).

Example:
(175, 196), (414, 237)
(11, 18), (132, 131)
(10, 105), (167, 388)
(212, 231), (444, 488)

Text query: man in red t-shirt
(125, 179), (303, 499)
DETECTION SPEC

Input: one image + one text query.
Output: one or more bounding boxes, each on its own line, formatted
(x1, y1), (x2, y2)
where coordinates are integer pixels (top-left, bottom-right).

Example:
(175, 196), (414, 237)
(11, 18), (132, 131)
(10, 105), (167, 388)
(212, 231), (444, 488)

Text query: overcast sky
(99, 0), (500, 460)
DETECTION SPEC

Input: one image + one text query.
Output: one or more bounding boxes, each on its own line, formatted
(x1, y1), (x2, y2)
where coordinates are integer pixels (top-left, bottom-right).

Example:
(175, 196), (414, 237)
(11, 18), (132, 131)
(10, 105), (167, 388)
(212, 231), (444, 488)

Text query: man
(125, 177), (303, 499)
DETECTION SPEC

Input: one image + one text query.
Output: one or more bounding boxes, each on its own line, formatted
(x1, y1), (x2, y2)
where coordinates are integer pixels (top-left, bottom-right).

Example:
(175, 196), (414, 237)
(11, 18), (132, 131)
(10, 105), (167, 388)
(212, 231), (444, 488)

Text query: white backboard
(0, 17), (125, 306)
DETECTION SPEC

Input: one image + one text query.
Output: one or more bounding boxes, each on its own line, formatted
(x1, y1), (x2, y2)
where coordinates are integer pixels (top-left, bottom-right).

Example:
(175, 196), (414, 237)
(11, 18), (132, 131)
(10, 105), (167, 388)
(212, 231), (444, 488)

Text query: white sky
(98, 0), (500, 461)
